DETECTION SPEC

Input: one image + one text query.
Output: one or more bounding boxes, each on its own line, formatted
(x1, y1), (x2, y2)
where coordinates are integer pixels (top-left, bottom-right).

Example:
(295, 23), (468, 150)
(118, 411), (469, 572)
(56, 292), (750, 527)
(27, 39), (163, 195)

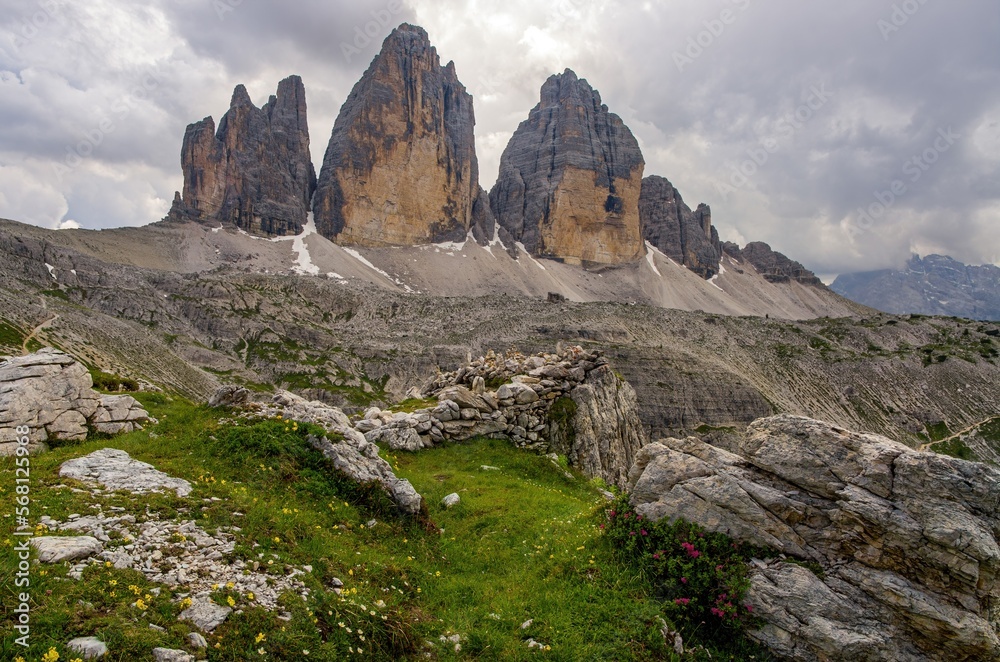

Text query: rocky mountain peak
(725, 241), (822, 285)
(313, 23), (480, 246)
(639, 175), (722, 279)
(832, 254), (1000, 320)
(168, 75), (316, 237)
(490, 70), (645, 266)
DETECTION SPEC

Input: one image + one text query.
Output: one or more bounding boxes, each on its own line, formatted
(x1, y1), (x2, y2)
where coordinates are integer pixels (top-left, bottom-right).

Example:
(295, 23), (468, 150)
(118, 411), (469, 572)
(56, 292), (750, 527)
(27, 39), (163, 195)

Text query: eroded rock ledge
(627, 414), (1000, 662)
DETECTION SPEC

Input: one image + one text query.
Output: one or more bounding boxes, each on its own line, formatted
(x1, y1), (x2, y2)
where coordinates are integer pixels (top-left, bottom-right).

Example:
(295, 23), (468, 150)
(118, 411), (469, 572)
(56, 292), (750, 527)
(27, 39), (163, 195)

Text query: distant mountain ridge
(832, 255), (1000, 321)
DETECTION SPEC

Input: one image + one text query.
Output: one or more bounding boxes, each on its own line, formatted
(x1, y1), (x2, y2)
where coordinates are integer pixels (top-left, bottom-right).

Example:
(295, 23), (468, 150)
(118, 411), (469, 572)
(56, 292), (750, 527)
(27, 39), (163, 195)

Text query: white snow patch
(483, 222), (507, 259)
(70, 269), (77, 276)
(515, 243), (546, 271)
(211, 224), (223, 234)
(44, 263), (57, 280)
(644, 242), (662, 277)
(326, 272), (347, 282)
(271, 213), (320, 276)
(342, 247), (396, 284)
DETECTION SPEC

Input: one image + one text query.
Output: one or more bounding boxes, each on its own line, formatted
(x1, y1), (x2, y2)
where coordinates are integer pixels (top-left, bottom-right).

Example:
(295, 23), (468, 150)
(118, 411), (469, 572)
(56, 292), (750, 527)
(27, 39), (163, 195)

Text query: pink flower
(715, 565), (723, 572)
(745, 604), (753, 613)
(680, 577), (688, 584)
(673, 598), (690, 606)
(640, 530), (648, 536)
(599, 524), (605, 530)
(710, 607), (725, 618)
(652, 553), (661, 560)
(629, 531), (636, 536)
(609, 511), (617, 518)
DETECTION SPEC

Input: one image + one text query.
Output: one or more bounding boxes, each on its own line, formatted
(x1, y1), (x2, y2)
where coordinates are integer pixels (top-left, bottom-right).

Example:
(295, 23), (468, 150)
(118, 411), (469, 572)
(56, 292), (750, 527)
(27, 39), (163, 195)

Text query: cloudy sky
(1, 0), (998, 278)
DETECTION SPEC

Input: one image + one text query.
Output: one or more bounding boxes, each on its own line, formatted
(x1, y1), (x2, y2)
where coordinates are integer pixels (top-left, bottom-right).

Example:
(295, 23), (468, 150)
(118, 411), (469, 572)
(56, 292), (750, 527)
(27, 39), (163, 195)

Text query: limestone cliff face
(169, 76), (316, 237)
(724, 241), (823, 285)
(489, 70), (645, 266)
(639, 176), (722, 279)
(313, 24), (479, 247)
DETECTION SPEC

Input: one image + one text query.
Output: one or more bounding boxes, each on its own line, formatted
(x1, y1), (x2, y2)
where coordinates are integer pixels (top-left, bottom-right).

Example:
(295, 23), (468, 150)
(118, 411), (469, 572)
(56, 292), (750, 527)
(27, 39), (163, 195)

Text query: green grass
(0, 320), (25, 349)
(1, 397), (766, 660)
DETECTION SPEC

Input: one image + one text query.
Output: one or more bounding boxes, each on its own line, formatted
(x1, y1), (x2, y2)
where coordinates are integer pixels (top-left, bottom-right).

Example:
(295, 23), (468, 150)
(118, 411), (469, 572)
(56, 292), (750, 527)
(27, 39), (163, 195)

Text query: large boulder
(490, 69), (645, 266)
(0, 349), (152, 454)
(314, 24), (479, 246)
(627, 415), (1000, 662)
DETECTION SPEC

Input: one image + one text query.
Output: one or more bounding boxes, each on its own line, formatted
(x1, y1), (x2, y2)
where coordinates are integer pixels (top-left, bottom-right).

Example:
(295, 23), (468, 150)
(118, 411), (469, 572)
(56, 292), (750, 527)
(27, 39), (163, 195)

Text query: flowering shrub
(603, 497), (760, 636)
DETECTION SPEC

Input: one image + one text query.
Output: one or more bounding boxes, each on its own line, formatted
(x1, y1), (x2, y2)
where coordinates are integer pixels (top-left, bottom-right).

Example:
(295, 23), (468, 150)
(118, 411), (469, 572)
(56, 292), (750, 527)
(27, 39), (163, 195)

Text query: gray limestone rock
(309, 434), (422, 516)
(60, 448), (192, 496)
(91, 394), (152, 435)
(188, 632), (208, 649)
(67, 636), (109, 659)
(627, 414), (1000, 662)
(31, 536), (103, 563)
(639, 175), (721, 279)
(179, 599), (232, 633)
(551, 365), (647, 489)
(441, 493), (460, 508)
(365, 423), (423, 452)
(152, 649), (195, 662)
(207, 385), (252, 408)
(0, 348), (98, 450)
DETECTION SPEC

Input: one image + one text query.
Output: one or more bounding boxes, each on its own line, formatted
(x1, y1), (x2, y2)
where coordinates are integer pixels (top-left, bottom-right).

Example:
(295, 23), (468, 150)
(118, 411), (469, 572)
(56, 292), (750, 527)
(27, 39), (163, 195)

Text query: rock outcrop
(724, 241), (822, 285)
(490, 69), (646, 266)
(313, 24), (479, 247)
(356, 345), (650, 489)
(627, 415), (1000, 661)
(168, 76), (316, 237)
(640, 176), (722, 279)
(60, 448), (192, 496)
(238, 390), (423, 515)
(831, 254), (1000, 321)
(0, 348), (152, 454)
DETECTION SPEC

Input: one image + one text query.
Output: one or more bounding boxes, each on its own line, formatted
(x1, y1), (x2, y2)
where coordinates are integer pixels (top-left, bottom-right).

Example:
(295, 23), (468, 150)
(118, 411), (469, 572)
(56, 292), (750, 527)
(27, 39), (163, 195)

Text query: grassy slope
(1, 396), (766, 661)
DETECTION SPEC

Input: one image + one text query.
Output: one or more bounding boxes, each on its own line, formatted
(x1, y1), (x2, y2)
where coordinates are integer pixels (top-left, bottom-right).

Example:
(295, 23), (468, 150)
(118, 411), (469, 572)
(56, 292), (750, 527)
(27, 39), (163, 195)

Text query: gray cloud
(0, 0), (996, 276)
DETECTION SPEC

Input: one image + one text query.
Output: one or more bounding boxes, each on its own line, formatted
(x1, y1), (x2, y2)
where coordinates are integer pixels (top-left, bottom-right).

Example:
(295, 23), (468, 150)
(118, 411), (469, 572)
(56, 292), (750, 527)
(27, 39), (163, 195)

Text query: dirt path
(920, 417), (1000, 451)
(22, 314), (59, 355)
